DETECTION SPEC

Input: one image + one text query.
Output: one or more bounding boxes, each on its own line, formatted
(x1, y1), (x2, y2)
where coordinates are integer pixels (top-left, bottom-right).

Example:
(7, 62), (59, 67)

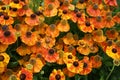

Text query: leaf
(7, 61), (19, 68)
(75, 74), (81, 80)
(33, 75), (38, 80)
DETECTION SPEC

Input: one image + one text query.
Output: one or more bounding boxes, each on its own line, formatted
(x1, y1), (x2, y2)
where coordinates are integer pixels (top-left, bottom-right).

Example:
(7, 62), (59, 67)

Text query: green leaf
(33, 75), (38, 80)
(7, 61), (19, 68)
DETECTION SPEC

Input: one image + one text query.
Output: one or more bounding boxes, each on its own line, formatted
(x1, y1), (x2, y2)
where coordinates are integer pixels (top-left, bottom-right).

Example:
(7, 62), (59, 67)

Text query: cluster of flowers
(0, 0), (120, 80)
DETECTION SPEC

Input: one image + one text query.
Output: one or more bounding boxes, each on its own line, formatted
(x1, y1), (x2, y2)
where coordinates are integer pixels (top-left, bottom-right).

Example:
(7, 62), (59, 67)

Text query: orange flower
(0, 15), (14, 25)
(103, 15), (115, 28)
(76, 0), (88, 9)
(113, 12), (120, 24)
(70, 10), (85, 24)
(25, 13), (40, 26)
(21, 31), (38, 46)
(87, 4), (101, 17)
(89, 43), (99, 53)
(43, 4), (58, 17)
(62, 32), (75, 45)
(78, 20), (94, 33)
(106, 29), (118, 40)
(106, 44), (120, 60)
(91, 16), (105, 29)
(41, 36), (56, 48)
(64, 45), (76, 56)
(55, 38), (64, 50)
(2, 0), (11, 4)
(91, 0), (102, 4)
(67, 60), (83, 74)
(45, 24), (59, 38)
(104, 0), (118, 6)
(92, 29), (106, 42)
(63, 52), (76, 64)
(0, 25), (17, 44)
(0, 42), (8, 52)
(16, 44), (32, 56)
(29, 56), (44, 73)
(17, 68), (33, 80)
(63, 68), (75, 77)
(79, 56), (92, 75)
(8, 7), (19, 17)
(41, 48), (59, 63)
(90, 55), (102, 68)
(0, 5), (9, 13)
(49, 69), (65, 80)
(56, 50), (64, 65)
(9, 0), (23, 9)
(57, 19), (70, 32)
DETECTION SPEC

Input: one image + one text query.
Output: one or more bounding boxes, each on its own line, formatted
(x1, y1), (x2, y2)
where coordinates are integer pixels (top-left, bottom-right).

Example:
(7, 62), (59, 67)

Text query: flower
(79, 56), (92, 75)
(106, 44), (120, 60)
(2, 0), (11, 4)
(104, 0), (118, 6)
(16, 44), (32, 56)
(57, 19), (70, 32)
(9, 0), (23, 9)
(17, 68), (33, 80)
(64, 45), (76, 56)
(0, 25), (17, 44)
(90, 55), (102, 68)
(113, 12), (120, 23)
(0, 42), (8, 52)
(67, 60), (83, 74)
(76, 0), (88, 9)
(41, 48), (59, 63)
(21, 31), (38, 46)
(106, 29), (118, 40)
(62, 68), (75, 77)
(49, 69), (65, 80)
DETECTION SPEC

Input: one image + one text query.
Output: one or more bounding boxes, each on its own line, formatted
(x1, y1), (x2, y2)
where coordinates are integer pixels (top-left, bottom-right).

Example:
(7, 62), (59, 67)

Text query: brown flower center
(55, 74), (61, 80)
(13, 0), (19, 4)
(49, 49), (55, 55)
(93, 4), (98, 10)
(83, 63), (88, 68)
(112, 48), (117, 53)
(73, 61), (79, 67)
(4, 31), (11, 37)
(26, 32), (32, 38)
(4, 15), (9, 20)
(74, 8), (79, 13)
(63, 10), (67, 14)
(12, 8), (18, 12)
(36, 41), (41, 47)
(106, 16), (112, 22)
(2, 25), (9, 31)
(0, 12), (3, 16)
(20, 74), (26, 80)
(30, 59), (36, 65)
(0, 55), (4, 61)
(117, 12), (120, 18)
(48, 4), (53, 10)
(23, 5), (29, 10)
(30, 14), (36, 19)
(107, 40), (112, 46)
(85, 21), (91, 26)
(96, 16), (102, 22)
(76, 13), (81, 18)
(79, 0), (85, 4)
(1, 7), (6, 10)
(35, 11), (42, 16)
(68, 55), (72, 59)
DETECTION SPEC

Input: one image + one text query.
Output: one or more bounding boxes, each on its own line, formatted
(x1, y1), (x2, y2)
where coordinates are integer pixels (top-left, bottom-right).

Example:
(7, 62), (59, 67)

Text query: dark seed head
(4, 15), (9, 20)
(49, 49), (54, 55)
(12, 8), (17, 12)
(0, 55), (4, 61)
(30, 14), (36, 19)
(20, 74), (26, 80)
(26, 32), (32, 38)
(1, 7), (6, 10)
(107, 40), (112, 46)
(63, 10), (67, 14)
(13, 0), (19, 4)
(112, 48), (117, 53)
(83, 63), (88, 68)
(4, 31), (11, 37)
(76, 13), (81, 18)
(35, 11), (42, 16)
(74, 8), (79, 13)
(79, 0), (85, 4)
(85, 21), (91, 26)
(93, 4), (98, 10)
(55, 74), (61, 80)
(68, 55), (72, 59)
(2, 25), (9, 31)
(73, 61), (79, 67)
(0, 12), (3, 16)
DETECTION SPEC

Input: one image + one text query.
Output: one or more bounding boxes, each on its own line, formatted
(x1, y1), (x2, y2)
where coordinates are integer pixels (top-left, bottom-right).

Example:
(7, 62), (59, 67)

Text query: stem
(106, 65), (115, 80)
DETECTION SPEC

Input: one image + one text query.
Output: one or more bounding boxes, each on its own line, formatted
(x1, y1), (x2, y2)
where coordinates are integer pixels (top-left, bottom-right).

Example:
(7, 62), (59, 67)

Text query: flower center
(62, 10), (67, 14)
(68, 55), (72, 59)
(35, 11), (42, 16)
(96, 16), (102, 22)
(48, 4), (53, 10)
(20, 74), (26, 80)
(117, 12), (120, 18)
(50, 0), (55, 2)
(112, 48), (117, 53)
(74, 8), (79, 13)
(23, 5), (28, 10)
(73, 61), (79, 67)
(36, 41), (41, 47)
(2, 25), (9, 31)
(85, 21), (91, 26)
(83, 63), (88, 68)
(26, 32), (32, 38)
(76, 13), (81, 18)
(0, 55), (4, 61)
(29, 59), (36, 65)
(49, 49), (55, 55)
(93, 4), (98, 10)
(79, 0), (85, 4)
(13, 0), (19, 4)
(30, 14), (36, 19)
(1, 7), (6, 10)
(106, 16), (112, 22)
(0, 12), (3, 16)
(45, 38), (50, 43)
(12, 8), (18, 12)
(4, 31), (11, 37)
(4, 15), (9, 20)
(55, 74), (61, 80)
(107, 40), (112, 46)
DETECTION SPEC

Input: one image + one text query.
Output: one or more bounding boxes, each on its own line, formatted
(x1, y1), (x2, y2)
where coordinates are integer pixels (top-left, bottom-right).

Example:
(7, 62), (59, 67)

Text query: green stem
(106, 65), (115, 80)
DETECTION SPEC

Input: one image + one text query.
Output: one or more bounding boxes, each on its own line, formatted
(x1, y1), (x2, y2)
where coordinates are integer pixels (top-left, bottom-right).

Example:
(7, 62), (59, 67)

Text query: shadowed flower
(63, 68), (75, 77)
(79, 56), (92, 75)
(104, 0), (118, 6)
(106, 29), (118, 40)
(64, 45), (76, 56)
(113, 12), (120, 24)
(49, 69), (65, 80)
(17, 68), (33, 80)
